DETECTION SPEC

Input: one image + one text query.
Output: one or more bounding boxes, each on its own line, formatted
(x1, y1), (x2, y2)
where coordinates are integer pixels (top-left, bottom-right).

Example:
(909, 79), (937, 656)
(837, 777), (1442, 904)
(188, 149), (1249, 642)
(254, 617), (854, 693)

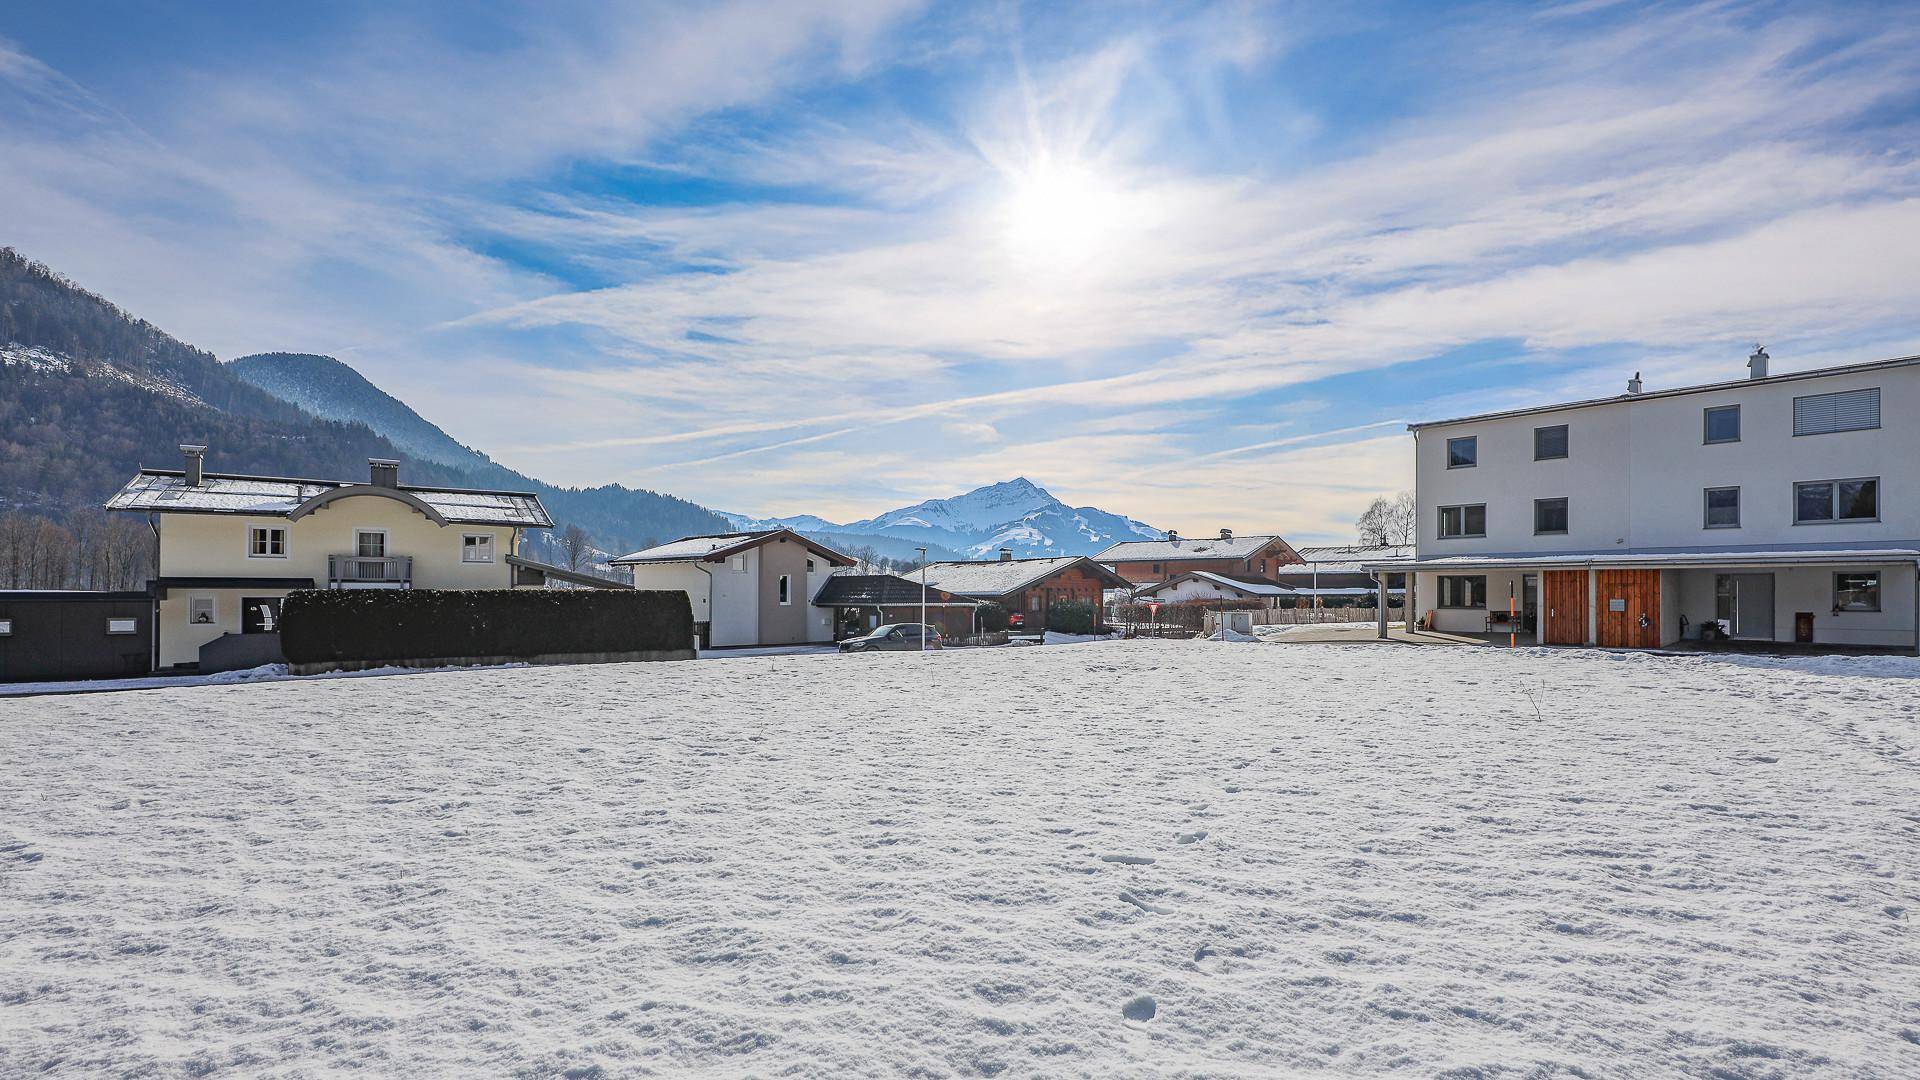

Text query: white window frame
(189, 595), (216, 626)
(728, 554), (748, 573)
(1833, 571), (1881, 613)
(0, 618), (11, 635)
(354, 528), (389, 559)
(1703, 404), (1741, 445)
(1703, 486), (1741, 529)
(462, 532), (496, 563)
(107, 617), (138, 635)
(247, 524), (288, 559)
(1446, 436), (1477, 469)
(806, 558), (816, 573)
(1793, 477), (1879, 525)
(778, 573), (792, 605)
(1438, 503), (1486, 539)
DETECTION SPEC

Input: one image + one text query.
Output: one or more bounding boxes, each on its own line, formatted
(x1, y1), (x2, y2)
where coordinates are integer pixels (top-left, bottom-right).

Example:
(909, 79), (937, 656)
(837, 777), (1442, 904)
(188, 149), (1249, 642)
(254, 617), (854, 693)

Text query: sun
(999, 159), (1128, 270)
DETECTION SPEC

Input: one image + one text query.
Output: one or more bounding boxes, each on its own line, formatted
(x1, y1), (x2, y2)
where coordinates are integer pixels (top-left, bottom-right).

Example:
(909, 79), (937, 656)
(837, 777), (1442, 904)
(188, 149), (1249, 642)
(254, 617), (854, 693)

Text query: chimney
(180, 444), (206, 487)
(998, 547), (1013, 562)
(1166, 529), (1180, 543)
(368, 458), (400, 488)
(1626, 372), (1643, 395)
(1748, 344), (1769, 380)
(1219, 528), (1234, 541)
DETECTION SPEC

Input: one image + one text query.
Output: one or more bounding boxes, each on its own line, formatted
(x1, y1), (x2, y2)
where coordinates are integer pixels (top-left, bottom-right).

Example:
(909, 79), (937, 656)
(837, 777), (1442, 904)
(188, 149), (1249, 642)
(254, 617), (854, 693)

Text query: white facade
(614, 531), (845, 648)
(1397, 356), (1920, 649)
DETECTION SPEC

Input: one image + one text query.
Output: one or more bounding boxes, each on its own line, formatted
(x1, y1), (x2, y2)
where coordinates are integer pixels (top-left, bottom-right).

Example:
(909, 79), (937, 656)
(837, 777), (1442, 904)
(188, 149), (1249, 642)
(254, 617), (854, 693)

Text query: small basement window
(107, 617), (138, 634)
(1833, 572), (1881, 612)
(248, 525), (287, 558)
(462, 533), (495, 563)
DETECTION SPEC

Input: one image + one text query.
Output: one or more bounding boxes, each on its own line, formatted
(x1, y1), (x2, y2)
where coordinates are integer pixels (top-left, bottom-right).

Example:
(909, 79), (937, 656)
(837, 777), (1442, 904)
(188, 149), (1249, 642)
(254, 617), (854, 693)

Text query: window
(1533, 425), (1568, 460)
(1703, 404), (1741, 444)
(1704, 487), (1741, 528)
(1447, 436), (1477, 469)
(107, 617), (138, 634)
(355, 530), (387, 558)
(1793, 388), (1879, 436)
(0, 619), (11, 635)
(462, 533), (495, 563)
(248, 525), (287, 558)
(1438, 503), (1486, 538)
(1795, 478), (1879, 524)
(1439, 576), (1487, 608)
(806, 558), (816, 573)
(1533, 497), (1568, 534)
(1833, 572), (1881, 612)
(1030, 594), (1042, 611)
(728, 554), (748, 573)
(778, 574), (792, 605)
(190, 596), (216, 625)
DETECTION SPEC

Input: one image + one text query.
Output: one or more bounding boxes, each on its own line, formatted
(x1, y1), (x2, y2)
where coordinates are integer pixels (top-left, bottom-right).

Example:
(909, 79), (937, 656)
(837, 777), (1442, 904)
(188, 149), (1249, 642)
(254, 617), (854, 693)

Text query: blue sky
(4, 1), (1919, 540)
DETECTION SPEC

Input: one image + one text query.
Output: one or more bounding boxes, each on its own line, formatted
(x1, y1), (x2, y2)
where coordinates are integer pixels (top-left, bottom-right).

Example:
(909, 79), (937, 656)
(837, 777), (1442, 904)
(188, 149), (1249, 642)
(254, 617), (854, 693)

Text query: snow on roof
(105, 470), (552, 527)
(610, 528), (854, 566)
(918, 556), (1104, 598)
(1139, 571), (1293, 598)
(1094, 534), (1284, 562)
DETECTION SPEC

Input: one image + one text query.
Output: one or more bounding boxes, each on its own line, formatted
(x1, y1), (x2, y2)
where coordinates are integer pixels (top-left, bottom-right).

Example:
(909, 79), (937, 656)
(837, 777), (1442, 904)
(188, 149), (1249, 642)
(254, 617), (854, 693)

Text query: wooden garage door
(1542, 570), (1587, 645)
(1595, 569), (1661, 649)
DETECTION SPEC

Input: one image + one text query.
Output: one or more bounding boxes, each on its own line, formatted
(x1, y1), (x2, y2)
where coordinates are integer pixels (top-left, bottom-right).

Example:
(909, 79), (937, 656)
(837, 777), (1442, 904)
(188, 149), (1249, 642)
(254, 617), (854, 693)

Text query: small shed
(0, 591), (153, 683)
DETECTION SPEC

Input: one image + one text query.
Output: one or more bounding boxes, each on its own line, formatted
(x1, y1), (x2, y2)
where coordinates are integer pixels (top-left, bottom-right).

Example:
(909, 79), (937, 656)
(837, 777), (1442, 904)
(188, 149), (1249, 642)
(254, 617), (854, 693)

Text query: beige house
(107, 446), (552, 668)
(609, 529), (854, 648)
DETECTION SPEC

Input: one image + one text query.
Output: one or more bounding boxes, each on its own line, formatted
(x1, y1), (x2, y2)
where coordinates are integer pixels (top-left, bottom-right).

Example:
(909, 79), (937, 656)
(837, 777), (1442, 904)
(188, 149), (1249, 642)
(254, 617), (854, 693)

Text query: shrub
(976, 602), (1010, 632)
(280, 588), (693, 665)
(1045, 599), (1097, 635)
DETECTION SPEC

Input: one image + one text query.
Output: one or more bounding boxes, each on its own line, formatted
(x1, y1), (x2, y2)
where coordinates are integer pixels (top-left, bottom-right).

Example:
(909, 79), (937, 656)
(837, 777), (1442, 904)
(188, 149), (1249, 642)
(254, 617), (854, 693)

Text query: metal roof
(1408, 354), (1920, 431)
(1137, 571), (1294, 598)
(609, 528), (855, 567)
(1094, 534), (1288, 562)
(918, 556), (1131, 598)
(105, 470), (552, 528)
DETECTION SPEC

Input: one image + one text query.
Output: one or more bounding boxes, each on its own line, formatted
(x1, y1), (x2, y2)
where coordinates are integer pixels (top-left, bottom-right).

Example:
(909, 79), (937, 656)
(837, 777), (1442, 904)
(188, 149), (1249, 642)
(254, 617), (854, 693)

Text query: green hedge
(977, 602), (1010, 633)
(1045, 599), (1097, 635)
(280, 588), (693, 664)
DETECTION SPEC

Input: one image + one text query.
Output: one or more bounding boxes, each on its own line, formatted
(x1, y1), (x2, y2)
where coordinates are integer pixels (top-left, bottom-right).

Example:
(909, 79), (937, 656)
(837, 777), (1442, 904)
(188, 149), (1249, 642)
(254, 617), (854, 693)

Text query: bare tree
(1356, 491), (1417, 547)
(559, 523), (594, 571)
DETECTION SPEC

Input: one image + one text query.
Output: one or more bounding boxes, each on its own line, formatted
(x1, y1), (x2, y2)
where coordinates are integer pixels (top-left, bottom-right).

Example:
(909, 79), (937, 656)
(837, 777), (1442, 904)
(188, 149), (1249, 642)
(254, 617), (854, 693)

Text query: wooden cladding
(1595, 569), (1661, 649)
(1542, 570), (1587, 645)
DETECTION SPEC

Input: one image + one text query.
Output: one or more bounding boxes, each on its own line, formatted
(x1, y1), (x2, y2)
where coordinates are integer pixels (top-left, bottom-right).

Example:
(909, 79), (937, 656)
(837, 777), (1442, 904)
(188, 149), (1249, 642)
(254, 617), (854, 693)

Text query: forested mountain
(0, 249), (731, 566)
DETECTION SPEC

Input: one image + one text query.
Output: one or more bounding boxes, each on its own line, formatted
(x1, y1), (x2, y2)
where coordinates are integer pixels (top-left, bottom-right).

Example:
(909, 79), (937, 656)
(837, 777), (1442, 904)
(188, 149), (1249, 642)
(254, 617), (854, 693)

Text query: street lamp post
(916, 546), (928, 653)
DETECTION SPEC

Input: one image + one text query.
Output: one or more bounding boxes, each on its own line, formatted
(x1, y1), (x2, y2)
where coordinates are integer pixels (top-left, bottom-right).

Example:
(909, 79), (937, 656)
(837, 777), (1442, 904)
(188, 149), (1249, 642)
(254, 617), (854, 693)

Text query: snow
(0, 662), (526, 698)
(3, 643), (1916, 1076)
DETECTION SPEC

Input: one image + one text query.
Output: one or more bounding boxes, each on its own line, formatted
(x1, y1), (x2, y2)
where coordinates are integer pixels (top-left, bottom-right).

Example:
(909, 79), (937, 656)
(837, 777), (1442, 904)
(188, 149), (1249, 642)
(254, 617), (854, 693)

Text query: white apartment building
(1367, 351), (1919, 651)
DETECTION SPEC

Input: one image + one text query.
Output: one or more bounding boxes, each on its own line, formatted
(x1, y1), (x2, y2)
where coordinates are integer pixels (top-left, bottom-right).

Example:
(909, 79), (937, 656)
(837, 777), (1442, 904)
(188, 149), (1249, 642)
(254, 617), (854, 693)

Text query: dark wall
(0, 592), (151, 682)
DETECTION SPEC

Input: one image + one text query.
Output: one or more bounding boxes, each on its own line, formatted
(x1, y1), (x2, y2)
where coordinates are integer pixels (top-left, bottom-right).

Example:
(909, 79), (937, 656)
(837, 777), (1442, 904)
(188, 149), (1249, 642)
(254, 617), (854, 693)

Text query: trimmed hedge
(280, 588), (693, 665)
(977, 602), (1010, 633)
(1045, 599), (1097, 635)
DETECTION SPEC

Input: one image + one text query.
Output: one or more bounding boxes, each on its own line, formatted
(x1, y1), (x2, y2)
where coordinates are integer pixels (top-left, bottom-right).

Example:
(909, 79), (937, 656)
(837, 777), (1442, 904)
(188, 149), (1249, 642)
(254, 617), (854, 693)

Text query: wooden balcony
(327, 554), (413, 587)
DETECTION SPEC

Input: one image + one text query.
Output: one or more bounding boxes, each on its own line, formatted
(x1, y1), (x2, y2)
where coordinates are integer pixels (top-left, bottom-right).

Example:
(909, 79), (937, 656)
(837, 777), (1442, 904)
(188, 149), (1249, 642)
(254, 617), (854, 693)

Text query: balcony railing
(328, 554), (413, 586)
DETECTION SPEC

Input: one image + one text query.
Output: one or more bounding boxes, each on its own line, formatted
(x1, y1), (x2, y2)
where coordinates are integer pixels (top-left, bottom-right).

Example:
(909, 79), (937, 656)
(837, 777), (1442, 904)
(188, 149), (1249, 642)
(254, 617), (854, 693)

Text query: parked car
(1006, 611), (1026, 630)
(839, 623), (943, 652)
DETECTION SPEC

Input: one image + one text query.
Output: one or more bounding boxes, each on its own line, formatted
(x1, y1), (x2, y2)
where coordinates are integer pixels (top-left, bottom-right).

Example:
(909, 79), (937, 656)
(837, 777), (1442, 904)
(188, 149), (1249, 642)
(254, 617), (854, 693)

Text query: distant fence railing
(1203, 606), (1406, 636)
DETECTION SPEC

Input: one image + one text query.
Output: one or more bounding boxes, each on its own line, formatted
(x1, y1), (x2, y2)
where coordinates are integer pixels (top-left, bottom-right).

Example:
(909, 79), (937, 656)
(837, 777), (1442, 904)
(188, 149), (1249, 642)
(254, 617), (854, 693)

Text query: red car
(1006, 611), (1026, 630)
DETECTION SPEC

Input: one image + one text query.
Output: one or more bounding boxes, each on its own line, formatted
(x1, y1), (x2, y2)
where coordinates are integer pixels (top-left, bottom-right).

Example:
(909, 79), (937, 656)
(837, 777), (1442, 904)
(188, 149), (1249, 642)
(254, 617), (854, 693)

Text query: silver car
(838, 623), (944, 652)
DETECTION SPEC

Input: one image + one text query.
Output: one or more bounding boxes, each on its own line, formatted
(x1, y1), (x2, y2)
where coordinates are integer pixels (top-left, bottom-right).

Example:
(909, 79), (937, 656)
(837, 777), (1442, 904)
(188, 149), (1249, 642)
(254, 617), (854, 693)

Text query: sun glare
(1000, 160), (1128, 270)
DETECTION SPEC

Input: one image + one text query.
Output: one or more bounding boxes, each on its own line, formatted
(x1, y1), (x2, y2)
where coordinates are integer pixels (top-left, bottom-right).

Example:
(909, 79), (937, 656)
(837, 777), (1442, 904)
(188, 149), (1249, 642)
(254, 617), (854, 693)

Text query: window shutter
(1795, 388), (1879, 435)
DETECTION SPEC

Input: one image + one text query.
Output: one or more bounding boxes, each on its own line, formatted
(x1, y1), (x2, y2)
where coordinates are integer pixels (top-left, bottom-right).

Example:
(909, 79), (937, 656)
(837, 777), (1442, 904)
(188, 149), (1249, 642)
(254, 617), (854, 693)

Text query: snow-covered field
(3, 642), (1916, 1077)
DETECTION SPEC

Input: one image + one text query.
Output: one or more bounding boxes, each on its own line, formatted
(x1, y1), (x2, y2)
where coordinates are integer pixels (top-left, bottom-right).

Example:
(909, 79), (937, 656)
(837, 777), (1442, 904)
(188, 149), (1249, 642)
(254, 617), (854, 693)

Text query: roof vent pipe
(999, 548), (1013, 562)
(1748, 345), (1769, 380)
(1219, 528), (1234, 541)
(180, 444), (206, 487)
(369, 458), (400, 487)
(1626, 372), (1643, 395)
(1166, 529), (1180, 543)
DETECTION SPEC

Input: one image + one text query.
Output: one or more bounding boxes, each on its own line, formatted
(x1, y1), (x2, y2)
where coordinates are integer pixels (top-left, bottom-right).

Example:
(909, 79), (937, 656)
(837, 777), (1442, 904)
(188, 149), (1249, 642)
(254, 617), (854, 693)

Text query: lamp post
(916, 546), (928, 652)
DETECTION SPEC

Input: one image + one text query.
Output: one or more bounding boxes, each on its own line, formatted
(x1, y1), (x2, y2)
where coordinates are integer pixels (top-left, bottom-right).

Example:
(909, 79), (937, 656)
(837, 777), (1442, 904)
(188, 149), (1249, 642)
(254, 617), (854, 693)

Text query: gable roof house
(609, 529), (855, 648)
(1096, 530), (1302, 585)
(1134, 571), (1294, 609)
(107, 445), (552, 669)
(1276, 544), (1413, 604)
(917, 552), (1133, 626)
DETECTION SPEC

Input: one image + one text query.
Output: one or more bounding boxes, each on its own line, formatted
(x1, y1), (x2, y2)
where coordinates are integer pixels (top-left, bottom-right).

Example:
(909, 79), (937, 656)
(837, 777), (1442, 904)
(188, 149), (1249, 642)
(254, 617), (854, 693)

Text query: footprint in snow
(1122, 995), (1157, 1021)
(1175, 830), (1208, 845)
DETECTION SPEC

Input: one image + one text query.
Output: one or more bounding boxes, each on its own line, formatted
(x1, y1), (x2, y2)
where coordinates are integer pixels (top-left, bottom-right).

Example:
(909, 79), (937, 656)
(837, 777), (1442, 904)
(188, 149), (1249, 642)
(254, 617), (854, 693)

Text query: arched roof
(288, 485), (448, 526)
